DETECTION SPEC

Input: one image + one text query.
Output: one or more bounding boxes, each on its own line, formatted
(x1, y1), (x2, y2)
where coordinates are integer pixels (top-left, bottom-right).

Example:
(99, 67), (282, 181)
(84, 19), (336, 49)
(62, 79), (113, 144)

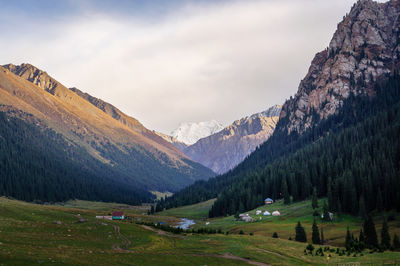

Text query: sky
(0, 0), (389, 133)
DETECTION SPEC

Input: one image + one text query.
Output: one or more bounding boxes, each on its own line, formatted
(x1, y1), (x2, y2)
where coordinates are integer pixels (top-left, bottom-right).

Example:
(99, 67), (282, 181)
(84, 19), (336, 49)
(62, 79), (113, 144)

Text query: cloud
(0, 0), (369, 133)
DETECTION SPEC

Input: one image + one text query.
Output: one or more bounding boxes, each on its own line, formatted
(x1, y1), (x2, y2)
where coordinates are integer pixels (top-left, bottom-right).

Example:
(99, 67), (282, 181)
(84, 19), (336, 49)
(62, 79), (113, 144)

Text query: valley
(1, 0), (400, 264)
(0, 197), (399, 265)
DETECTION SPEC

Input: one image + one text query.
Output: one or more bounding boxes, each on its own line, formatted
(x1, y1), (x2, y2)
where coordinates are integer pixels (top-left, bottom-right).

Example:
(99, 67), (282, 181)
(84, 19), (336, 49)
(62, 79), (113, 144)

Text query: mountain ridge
(181, 105), (281, 174)
(279, 0), (400, 134)
(3, 63), (185, 159)
(0, 63), (215, 198)
(158, 0), (400, 214)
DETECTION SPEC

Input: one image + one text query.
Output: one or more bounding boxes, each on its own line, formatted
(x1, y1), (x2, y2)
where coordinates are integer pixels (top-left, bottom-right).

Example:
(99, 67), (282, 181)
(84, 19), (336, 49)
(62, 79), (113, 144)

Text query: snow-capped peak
(171, 120), (224, 145)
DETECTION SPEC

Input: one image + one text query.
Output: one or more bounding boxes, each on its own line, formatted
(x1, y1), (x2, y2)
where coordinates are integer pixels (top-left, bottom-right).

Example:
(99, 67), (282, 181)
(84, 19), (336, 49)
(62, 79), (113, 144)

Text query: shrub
(306, 244), (315, 254)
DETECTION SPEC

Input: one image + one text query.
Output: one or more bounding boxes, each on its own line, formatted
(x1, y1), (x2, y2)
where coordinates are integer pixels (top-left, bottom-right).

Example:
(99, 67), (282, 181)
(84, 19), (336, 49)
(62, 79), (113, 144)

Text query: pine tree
(345, 227), (352, 250)
(359, 229), (365, 243)
(312, 218), (321, 244)
(295, 221), (307, 243)
(358, 195), (367, 219)
(238, 201), (245, 213)
(327, 181), (334, 211)
(363, 215), (378, 248)
(376, 189), (383, 212)
(359, 229), (365, 250)
(381, 217), (391, 250)
(393, 234), (400, 250)
(337, 200), (342, 217)
(320, 226), (325, 245)
(312, 187), (318, 210)
(282, 178), (290, 205)
(150, 205), (155, 214)
(272, 232), (278, 238)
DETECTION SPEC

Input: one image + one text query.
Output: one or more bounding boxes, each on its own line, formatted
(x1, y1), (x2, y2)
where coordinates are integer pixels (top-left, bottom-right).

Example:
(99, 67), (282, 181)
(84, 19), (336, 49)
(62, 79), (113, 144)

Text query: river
(176, 218), (195, 230)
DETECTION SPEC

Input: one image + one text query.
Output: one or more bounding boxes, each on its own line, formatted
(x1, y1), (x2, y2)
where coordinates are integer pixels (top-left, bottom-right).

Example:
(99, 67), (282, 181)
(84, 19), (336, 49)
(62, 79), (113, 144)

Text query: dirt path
(252, 247), (284, 258)
(111, 224), (134, 253)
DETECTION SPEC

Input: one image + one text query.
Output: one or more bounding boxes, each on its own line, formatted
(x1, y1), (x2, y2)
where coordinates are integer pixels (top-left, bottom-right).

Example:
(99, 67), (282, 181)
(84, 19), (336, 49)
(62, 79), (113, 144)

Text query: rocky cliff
(280, 0), (400, 134)
(183, 105), (281, 174)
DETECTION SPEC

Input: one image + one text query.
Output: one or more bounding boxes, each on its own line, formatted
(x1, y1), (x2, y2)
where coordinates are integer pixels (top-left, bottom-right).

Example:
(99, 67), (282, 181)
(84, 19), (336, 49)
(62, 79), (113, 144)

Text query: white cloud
(0, 0), (365, 133)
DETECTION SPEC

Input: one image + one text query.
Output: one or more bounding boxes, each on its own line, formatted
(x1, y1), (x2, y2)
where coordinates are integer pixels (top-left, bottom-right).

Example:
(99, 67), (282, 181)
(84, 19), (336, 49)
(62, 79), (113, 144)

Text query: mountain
(158, 0), (400, 216)
(279, 0), (400, 134)
(153, 131), (188, 151)
(171, 120), (224, 145)
(182, 105), (281, 174)
(0, 63), (215, 203)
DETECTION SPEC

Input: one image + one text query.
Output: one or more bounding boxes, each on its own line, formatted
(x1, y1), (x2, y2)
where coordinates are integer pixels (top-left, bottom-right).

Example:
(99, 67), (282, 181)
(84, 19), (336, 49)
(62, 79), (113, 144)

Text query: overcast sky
(0, 0), (388, 133)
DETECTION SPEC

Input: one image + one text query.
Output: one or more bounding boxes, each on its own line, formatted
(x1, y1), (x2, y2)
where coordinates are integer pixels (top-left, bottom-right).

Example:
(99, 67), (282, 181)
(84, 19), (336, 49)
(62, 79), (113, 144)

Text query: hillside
(1, 197), (399, 265)
(158, 0), (400, 214)
(279, 0), (400, 134)
(0, 64), (214, 204)
(182, 105), (281, 174)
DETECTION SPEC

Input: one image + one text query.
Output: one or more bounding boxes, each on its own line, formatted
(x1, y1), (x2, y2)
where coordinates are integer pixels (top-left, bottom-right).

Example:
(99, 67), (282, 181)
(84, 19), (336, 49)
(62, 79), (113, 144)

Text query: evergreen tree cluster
(0, 111), (152, 204)
(158, 74), (400, 218)
(345, 215), (398, 252)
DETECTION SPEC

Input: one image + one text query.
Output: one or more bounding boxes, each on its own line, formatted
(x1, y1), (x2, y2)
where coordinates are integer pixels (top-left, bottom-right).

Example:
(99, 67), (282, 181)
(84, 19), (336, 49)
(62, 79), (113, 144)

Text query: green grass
(157, 198), (216, 220)
(170, 198), (400, 248)
(0, 197), (399, 265)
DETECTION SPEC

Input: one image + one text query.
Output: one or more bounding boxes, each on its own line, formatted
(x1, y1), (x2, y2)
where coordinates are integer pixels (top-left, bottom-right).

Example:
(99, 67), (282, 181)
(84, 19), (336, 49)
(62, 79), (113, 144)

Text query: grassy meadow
(157, 198), (216, 220)
(0, 197), (399, 265)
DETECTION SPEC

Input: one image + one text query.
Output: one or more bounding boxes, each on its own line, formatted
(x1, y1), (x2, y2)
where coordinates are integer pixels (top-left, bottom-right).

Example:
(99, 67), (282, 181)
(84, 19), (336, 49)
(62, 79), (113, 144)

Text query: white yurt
(263, 211), (271, 216)
(256, 210), (262, 215)
(272, 210), (280, 216)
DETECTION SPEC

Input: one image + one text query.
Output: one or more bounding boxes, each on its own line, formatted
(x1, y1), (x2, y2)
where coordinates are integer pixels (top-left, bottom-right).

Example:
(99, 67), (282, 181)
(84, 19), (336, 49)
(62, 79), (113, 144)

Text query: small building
(242, 216), (254, 222)
(263, 211), (271, 216)
(321, 212), (334, 221)
(112, 211), (124, 220)
(264, 198), (274, 204)
(96, 215), (112, 220)
(272, 210), (280, 216)
(255, 210), (262, 215)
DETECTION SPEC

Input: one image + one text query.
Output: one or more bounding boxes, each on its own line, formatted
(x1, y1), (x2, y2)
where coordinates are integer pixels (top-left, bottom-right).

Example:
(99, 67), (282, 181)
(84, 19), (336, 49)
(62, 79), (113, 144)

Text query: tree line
(158, 73), (400, 219)
(0, 110), (151, 204)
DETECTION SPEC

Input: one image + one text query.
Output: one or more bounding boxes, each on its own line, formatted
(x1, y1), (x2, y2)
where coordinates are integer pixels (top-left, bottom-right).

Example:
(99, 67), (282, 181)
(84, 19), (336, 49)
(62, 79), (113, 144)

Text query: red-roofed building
(112, 211), (124, 220)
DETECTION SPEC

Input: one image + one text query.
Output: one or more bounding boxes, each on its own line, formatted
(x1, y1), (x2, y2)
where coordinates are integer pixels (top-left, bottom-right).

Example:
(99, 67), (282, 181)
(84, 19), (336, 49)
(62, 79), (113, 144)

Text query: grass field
(192, 199), (400, 247)
(157, 198), (216, 220)
(0, 197), (399, 265)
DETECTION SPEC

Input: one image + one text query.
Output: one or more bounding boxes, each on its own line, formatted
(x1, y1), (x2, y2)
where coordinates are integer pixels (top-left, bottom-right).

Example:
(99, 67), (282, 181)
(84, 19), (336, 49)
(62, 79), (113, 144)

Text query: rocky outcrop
(280, 0), (400, 134)
(182, 105), (281, 174)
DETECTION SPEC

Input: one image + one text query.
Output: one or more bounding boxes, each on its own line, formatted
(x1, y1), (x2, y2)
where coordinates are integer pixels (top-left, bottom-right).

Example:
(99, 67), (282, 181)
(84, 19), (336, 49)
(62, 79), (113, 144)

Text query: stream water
(176, 218), (195, 230)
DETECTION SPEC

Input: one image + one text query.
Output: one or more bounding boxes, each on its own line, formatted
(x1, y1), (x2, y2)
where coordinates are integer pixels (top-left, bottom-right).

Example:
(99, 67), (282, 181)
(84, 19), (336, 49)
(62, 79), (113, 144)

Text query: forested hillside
(157, 0), (400, 216)
(0, 63), (215, 202)
(0, 109), (152, 204)
(158, 74), (400, 217)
